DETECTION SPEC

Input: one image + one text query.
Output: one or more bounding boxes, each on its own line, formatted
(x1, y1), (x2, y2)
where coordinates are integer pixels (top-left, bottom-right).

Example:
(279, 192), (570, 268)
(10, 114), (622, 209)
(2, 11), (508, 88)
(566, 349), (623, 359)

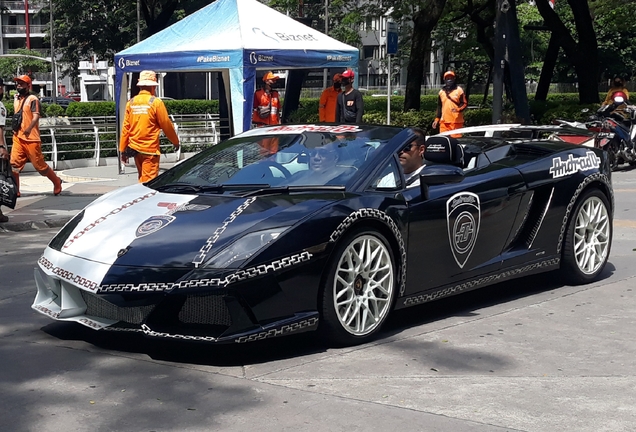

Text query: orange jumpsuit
(120, 90), (179, 182)
(319, 86), (341, 122)
(252, 89), (281, 126)
(11, 94), (49, 174)
(436, 87), (468, 137)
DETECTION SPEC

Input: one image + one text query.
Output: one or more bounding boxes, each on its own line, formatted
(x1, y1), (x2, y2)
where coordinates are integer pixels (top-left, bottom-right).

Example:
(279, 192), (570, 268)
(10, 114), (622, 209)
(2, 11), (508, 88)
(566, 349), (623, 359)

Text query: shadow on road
(41, 266), (616, 366)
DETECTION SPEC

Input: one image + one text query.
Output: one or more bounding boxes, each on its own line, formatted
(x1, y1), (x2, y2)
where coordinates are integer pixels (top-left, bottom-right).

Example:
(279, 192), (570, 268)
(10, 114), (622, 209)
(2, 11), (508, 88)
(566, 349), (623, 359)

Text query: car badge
(136, 215), (176, 238)
(446, 192), (481, 269)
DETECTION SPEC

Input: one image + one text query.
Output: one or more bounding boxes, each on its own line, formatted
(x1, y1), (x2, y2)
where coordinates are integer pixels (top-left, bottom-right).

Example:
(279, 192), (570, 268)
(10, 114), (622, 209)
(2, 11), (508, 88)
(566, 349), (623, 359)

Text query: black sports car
(33, 124), (613, 346)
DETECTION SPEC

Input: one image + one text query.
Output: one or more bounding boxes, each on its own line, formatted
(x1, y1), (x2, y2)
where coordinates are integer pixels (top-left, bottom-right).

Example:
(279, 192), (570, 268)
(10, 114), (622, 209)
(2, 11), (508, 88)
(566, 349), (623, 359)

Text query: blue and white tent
(114, 0), (359, 135)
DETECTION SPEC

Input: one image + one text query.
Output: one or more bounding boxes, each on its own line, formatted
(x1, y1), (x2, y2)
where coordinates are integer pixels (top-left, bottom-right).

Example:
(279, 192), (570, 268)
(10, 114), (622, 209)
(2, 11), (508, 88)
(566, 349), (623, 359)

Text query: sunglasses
(399, 143), (417, 153)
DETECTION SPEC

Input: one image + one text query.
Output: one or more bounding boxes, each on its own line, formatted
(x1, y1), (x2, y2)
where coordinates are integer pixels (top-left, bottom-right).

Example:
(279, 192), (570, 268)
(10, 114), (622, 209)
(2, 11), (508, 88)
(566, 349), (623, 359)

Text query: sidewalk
(0, 163), (175, 233)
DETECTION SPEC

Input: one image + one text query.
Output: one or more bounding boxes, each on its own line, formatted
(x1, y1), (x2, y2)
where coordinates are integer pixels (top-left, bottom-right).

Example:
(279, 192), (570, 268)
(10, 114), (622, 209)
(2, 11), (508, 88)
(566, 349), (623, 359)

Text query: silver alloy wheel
(573, 196), (611, 274)
(332, 234), (394, 336)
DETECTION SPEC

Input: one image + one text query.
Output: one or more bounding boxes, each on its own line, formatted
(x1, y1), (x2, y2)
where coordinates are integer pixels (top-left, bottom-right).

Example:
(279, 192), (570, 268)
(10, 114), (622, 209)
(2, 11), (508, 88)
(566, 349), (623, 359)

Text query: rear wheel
(320, 229), (396, 346)
(561, 189), (612, 284)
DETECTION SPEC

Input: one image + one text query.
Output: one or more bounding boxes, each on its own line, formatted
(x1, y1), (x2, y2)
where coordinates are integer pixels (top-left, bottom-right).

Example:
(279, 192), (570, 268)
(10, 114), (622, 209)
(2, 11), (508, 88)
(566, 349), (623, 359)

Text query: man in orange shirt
(318, 73), (342, 122)
(252, 72), (281, 127)
(432, 71), (468, 137)
(119, 70), (180, 183)
(10, 75), (62, 196)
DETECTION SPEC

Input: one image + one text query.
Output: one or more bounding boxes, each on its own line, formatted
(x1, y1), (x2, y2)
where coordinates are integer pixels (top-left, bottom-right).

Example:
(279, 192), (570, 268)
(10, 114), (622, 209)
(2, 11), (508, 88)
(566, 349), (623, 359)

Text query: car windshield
(151, 126), (398, 192)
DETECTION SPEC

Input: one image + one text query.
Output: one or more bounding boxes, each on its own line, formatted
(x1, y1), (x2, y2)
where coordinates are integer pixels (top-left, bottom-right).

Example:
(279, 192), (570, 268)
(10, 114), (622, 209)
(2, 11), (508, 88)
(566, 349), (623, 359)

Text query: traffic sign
(387, 21), (398, 55)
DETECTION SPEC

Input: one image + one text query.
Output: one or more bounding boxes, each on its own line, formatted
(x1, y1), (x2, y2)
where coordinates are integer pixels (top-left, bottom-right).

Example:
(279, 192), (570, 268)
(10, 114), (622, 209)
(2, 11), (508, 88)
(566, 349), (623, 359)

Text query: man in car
(377, 127), (427, 188)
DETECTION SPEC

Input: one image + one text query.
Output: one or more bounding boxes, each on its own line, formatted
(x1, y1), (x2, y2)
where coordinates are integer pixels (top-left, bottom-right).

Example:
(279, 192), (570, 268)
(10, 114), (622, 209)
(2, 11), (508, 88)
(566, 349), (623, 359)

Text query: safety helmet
(333, 73), (342, 82)
(14, 74), (32, 87)
(443, 70), (456, 79)
(262, 71), (279, 82)
(612, 91), (627, 104)
(341, 69), (355, 80)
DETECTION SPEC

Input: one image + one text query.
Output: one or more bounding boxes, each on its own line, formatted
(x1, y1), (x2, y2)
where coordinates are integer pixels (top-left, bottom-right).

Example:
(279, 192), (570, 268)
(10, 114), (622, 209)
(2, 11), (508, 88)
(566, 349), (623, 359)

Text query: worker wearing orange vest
(252, 72), (281, 126)
(10, 74), (63, 197)
(119, 70), (180, 183)
(319, 73), (342, 122)
(432, 71), (468, 136)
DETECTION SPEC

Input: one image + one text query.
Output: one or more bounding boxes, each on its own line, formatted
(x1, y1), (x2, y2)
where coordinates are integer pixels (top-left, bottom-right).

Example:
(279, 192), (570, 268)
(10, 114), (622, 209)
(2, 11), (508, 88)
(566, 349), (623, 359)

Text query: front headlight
(205, 227), (290, 268)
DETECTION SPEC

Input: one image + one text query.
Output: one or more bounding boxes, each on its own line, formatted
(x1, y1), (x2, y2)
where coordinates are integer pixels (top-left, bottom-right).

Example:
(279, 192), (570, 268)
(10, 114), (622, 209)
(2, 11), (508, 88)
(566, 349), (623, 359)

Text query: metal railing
(2, 24), (47, 34)
(4, 114), (224, 170)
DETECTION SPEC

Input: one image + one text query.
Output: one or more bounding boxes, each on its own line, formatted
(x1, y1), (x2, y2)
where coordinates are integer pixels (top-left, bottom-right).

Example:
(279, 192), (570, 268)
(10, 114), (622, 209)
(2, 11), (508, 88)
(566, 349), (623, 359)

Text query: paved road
(1, 168), (635, 432)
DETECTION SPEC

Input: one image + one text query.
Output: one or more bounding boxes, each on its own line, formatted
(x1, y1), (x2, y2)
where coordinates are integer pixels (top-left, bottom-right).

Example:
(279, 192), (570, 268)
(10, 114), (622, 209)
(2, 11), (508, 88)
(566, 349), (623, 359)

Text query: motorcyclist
(602, 77), (630, 106)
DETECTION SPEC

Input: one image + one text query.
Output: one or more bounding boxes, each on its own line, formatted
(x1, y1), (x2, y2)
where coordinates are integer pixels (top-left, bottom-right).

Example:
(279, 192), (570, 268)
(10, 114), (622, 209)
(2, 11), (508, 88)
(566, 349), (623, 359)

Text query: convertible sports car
(33, 124), (614, 346)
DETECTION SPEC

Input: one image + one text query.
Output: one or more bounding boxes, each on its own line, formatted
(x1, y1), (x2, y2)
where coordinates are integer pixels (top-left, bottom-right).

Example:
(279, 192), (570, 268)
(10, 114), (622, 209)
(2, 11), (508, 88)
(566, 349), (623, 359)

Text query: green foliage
(65, 102), (116, 117)
(163, 100), (219, 115)
(44, 104), (66, 117)
(0, 49), (51, 81)
(540, 104), (600, 125)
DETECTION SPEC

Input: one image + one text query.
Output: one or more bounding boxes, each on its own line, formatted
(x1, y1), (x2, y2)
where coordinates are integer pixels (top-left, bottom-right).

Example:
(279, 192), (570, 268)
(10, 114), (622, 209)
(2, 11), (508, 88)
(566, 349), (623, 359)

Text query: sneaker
(0, 213), (8, 223)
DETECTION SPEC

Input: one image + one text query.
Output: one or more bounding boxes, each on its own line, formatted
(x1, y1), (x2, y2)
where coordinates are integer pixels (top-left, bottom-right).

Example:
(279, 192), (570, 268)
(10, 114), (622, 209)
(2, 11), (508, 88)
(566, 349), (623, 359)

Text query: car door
(402, 164), (526, 295)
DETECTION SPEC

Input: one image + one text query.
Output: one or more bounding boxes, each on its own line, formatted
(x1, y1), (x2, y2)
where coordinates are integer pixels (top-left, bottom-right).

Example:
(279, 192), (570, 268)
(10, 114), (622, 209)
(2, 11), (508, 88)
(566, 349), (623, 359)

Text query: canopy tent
(114, 0), (359, 136)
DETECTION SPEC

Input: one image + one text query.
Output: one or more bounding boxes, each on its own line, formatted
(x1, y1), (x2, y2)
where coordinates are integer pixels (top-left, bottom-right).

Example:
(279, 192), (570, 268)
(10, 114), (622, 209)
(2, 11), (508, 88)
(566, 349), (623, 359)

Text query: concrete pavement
(0, 163), (174, 233)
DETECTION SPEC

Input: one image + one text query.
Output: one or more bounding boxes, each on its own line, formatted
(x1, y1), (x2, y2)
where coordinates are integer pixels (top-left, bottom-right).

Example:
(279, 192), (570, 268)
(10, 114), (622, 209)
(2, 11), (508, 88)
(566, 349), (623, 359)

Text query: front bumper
(32, 251), (320, 343)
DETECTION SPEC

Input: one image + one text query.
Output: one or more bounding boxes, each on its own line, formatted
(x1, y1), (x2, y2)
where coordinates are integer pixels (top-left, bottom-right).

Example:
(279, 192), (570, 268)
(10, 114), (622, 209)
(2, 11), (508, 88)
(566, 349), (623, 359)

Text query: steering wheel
(260, 160), (292, 179)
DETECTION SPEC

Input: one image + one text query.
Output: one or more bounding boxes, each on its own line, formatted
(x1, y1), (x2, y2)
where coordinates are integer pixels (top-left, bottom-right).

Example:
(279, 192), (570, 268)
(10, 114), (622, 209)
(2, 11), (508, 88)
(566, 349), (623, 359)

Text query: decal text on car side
(549, 151), (601, 178)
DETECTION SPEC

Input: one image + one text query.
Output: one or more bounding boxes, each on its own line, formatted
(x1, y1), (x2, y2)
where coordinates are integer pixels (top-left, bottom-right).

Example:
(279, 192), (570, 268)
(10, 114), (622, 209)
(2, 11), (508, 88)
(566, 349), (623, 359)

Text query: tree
(0, 49), (51, 81)
(46, 0), (210, 78)
(535, 0), (599, 103)
(390, 0), (448, 111)
(591, 0), (636, 81)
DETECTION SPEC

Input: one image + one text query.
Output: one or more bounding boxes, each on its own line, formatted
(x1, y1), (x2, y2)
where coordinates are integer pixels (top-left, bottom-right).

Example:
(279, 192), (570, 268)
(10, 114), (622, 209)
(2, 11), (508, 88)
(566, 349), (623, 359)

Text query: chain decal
(63, 191), (158, 249)
(97, 251), (312, 293)
(192, 197), (257, 267)
(557, 173), (613, 254)
(38, 256), (100, 292)
(141, 324), (219, 342)
(235, 317), (319, 343)
(329, 208), (407, 295)
(33, 304), (61, 319)
(403, 257), (560, 306)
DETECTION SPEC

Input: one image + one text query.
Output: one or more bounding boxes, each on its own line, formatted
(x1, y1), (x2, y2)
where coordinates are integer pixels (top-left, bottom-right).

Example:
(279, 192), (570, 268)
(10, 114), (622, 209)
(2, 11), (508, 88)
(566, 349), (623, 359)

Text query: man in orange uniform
(10, 75), (62, 196)
(318, 73), (342, 122)
(119, 70), (180, 183)
(252, 71), (281, 127)
(432, 71), (468, 137)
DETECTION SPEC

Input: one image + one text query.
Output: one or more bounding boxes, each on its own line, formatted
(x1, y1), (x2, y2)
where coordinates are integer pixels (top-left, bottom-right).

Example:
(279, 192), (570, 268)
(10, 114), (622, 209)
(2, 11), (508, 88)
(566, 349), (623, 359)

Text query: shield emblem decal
(136, 215), (176, 238)
(446, 192), (481, 268)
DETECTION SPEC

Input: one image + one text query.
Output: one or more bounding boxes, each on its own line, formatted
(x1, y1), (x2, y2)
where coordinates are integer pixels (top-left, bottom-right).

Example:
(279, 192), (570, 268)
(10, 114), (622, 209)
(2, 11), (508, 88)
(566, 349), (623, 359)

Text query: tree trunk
(535, 0), (599, 104)
(404, 0), (448, 111)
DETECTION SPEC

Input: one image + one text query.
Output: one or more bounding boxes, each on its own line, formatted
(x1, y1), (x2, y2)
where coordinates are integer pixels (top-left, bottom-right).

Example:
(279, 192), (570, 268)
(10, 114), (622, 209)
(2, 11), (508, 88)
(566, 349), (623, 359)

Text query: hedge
(2, 93), (612, 130)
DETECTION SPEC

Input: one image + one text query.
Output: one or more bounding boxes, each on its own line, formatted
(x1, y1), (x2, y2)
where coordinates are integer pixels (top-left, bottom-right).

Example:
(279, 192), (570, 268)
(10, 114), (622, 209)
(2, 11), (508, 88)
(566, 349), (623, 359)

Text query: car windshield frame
(150, 125), (402, 193)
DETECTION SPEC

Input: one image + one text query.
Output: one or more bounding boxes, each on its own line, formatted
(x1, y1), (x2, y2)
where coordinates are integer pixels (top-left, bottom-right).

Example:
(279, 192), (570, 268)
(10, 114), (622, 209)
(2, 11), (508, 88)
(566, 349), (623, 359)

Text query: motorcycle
(587, 93), (636, 170)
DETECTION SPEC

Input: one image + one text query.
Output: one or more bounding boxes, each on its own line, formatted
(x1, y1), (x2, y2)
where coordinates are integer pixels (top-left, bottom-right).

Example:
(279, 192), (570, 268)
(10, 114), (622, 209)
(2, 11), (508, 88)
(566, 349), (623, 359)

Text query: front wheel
(319, 229), (397, 346)
(561, 189), (612, 284)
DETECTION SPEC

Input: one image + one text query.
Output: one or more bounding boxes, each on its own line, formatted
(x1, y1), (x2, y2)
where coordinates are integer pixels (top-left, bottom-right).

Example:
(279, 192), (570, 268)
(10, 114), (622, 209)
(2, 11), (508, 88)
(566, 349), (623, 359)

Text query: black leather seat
(424, 136), (465, 168)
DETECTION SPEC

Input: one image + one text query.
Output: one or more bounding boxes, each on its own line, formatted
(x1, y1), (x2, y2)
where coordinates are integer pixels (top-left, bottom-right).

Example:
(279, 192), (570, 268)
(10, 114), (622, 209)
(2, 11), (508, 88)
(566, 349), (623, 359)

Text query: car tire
(561, 188), (612, 284)
(319, 228), (397, 346)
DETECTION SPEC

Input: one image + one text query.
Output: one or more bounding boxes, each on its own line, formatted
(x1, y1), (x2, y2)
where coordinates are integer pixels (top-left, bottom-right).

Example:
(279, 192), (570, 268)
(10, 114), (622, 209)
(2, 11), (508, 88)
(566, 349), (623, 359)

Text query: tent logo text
(327, 55), (353, 62)
(197, 55), (231, 63)
(118, 58), (140, 69)
(275, 33), (318, 42)
(249, 52), (274, 64)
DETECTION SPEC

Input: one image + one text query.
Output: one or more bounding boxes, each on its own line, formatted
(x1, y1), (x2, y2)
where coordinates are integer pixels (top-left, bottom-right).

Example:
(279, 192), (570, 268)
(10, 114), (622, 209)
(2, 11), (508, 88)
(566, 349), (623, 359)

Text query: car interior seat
(424, 136), (465, 168)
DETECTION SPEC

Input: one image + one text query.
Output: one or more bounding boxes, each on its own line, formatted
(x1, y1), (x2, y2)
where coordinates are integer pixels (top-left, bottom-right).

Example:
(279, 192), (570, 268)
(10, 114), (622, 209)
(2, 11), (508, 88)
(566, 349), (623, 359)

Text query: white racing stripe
(60, 184), (195, 266)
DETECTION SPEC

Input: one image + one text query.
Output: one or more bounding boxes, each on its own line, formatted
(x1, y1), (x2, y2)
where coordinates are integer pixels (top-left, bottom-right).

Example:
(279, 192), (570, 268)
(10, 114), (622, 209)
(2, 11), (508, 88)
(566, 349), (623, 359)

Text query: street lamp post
(50, 0), (57, 102)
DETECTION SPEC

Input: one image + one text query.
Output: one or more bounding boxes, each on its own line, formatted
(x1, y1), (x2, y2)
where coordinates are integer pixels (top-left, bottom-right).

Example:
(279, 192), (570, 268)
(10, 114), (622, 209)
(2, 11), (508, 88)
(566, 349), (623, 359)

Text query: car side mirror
(419, 165), (464, 200)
